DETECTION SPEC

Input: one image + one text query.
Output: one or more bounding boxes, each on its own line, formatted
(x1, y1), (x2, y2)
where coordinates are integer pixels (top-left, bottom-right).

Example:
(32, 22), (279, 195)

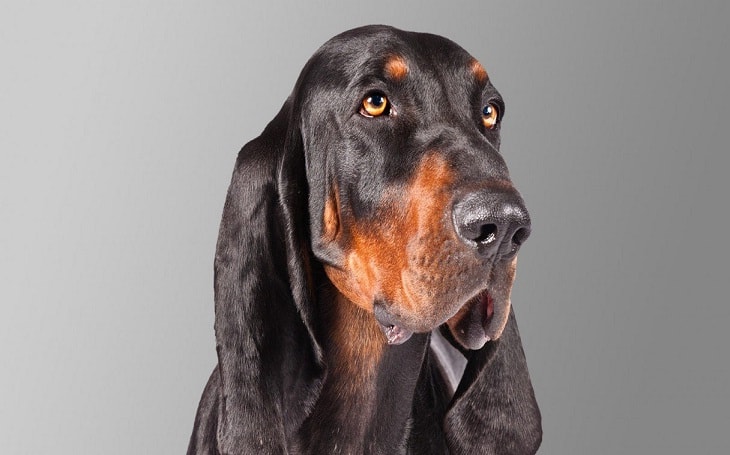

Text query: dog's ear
(213, 100), (324, 453)
(444, 308), (542, 455)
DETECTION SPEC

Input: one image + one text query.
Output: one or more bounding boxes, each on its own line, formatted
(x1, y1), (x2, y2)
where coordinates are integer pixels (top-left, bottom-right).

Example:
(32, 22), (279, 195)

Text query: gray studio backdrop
(1, 1), (728, 453)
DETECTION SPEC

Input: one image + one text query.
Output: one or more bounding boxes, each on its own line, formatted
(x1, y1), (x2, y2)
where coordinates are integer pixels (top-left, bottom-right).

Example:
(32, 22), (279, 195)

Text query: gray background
(1, 1), (728, 453)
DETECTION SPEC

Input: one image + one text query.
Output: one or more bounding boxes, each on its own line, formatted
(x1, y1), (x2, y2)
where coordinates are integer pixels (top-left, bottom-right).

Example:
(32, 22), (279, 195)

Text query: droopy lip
(446, 257), (517, 350)
(445, 288), (495, 350)
(378, 323), (414, 345)
(373, 304), (415, 345)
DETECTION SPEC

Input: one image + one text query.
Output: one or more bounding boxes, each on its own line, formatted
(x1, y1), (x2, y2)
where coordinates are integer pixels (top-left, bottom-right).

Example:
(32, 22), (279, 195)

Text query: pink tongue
(486, 292), (494, 321)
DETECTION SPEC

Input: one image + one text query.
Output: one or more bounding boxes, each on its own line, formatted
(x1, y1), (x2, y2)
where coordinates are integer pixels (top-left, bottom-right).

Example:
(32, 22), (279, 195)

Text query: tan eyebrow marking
(385, 55), (409, 81)
(470, 59), (488, 83)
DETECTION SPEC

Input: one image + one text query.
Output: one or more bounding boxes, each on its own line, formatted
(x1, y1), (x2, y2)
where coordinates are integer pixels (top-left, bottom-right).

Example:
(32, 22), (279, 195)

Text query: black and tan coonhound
(188, 25), (541, 455)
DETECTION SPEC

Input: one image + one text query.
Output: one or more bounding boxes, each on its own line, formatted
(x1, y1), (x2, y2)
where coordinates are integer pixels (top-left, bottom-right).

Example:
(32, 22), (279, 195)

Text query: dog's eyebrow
(384, 55), (409, 81)
(470, 59), (488, 83)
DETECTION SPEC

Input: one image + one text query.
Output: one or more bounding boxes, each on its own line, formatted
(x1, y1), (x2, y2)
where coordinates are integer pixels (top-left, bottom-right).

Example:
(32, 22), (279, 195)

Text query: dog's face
(298, 26), (530, 350)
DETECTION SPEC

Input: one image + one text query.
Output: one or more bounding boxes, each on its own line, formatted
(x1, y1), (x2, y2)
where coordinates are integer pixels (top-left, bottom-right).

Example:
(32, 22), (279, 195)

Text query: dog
(187, 25), (541, 455)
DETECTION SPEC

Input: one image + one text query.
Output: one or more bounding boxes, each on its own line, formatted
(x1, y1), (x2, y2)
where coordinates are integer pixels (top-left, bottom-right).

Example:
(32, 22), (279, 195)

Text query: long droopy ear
(445, 309), (542, 455)
(213, 100), (324, 453)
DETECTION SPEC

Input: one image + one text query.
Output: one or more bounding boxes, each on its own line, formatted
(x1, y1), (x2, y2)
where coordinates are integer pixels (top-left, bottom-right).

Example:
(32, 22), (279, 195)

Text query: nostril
(473, 223), (498, 244)
(511, 226), (530, 246)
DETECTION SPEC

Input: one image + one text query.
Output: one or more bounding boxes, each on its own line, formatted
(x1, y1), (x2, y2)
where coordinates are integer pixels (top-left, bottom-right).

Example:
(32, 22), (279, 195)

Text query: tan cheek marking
(385, 55), (409, 81)
(325, 153), (455, 315)
(471, 59), (488, 83)
(324, 252), (375, 311)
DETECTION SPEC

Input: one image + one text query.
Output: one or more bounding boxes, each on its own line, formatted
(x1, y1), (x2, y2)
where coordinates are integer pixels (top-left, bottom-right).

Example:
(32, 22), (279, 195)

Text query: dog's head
(293, 25), (531, 350)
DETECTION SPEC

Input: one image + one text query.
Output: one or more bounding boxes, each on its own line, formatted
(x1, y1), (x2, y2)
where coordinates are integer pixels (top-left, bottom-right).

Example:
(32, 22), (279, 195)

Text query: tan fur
(324, 153), (458, 324)
(326, 293), (385, 394)
(471, 59), (488, 83)
(385, 55), (409, 81)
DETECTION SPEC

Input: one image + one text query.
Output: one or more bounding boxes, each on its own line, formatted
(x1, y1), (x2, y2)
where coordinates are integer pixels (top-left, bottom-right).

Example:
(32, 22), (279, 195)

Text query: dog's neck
(297, 288), (430, 452)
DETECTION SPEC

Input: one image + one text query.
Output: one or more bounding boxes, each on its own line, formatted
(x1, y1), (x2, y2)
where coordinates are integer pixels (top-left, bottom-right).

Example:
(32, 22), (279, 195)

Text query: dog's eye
(361, 93), (391, 117)
(482, 103), (499, 129)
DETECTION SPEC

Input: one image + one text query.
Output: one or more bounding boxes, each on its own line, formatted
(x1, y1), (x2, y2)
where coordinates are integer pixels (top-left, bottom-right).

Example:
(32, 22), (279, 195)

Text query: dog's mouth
(374, 257), (517, 349)
(445, 257), (517, 350)
(458, 289), (496, 338)
(375, 288), (496, 347)
(444, 287), (498, 350)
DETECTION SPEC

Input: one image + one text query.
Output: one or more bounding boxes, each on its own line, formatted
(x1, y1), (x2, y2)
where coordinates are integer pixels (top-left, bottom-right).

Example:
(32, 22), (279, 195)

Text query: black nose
(452, 190), (531, 259)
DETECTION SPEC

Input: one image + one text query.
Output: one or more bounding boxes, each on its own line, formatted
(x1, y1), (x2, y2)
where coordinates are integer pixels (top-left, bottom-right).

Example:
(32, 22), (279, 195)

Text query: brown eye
(361, 93), (390, 117)
(482, 103), (499, 129)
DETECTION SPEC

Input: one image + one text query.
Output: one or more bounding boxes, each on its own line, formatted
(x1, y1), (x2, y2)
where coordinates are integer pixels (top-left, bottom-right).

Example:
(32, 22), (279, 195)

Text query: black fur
(188, 25), (541, 454)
